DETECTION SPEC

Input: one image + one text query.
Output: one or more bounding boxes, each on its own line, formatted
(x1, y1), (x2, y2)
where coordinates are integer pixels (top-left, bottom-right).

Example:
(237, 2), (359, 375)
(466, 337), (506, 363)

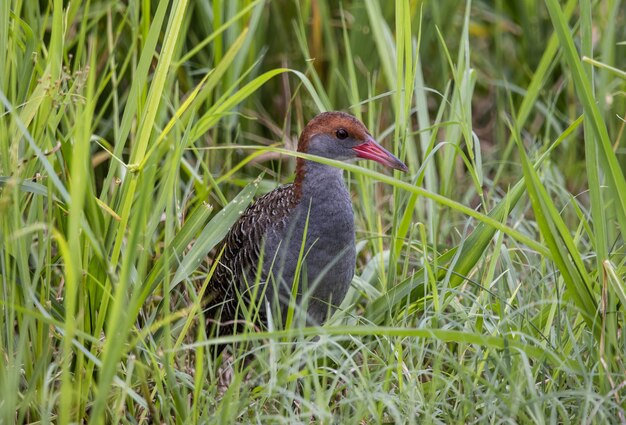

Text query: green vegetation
(1, 0), (625, 423)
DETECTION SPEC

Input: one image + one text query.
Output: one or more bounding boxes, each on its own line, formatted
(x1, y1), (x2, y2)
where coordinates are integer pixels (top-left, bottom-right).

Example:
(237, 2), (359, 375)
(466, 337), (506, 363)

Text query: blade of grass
(190, 68), (326, 142)
(175, 325), (581, 373)
(171, 176), (261, 288)
(514, 124), (599, 336)
(91, 0), (190, 421)
(545, 0), (626, 241)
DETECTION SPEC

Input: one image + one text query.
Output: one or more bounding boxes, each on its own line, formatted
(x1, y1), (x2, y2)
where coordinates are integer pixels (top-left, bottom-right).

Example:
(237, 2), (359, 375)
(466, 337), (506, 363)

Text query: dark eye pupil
(336, 129), (348, 139)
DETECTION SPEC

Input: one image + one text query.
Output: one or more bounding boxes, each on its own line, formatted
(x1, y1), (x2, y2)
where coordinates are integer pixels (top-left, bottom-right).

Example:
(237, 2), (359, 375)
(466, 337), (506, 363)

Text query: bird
(205, 111), (408, 353)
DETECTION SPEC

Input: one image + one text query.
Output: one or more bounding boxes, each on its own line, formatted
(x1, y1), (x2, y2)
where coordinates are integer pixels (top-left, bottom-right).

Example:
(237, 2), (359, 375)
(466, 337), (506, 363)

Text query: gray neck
(298, 160), (348, 205)
(291, 159), (354, 260)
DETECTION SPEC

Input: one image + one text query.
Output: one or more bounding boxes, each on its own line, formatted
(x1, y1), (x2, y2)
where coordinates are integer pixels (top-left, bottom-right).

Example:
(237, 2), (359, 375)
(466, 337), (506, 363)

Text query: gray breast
(260, 178), (356, 325)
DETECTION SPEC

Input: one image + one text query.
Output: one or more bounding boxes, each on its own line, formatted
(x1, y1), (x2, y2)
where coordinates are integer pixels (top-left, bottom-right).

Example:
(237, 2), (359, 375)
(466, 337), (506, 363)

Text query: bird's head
(297, 111), (408, 172)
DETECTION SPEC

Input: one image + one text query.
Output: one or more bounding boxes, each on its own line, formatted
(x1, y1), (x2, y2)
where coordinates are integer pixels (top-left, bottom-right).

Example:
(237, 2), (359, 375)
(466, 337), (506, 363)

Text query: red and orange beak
(352, 137), (408, 172)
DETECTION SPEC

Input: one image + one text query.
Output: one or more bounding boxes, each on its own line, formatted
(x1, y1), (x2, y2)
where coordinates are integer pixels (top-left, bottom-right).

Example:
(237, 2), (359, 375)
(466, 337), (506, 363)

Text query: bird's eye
(336, 128), (349, 140)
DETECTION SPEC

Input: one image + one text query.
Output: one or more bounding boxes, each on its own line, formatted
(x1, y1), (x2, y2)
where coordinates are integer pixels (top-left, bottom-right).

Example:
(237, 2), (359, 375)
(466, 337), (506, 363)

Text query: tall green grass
(1, 0), (625, 423)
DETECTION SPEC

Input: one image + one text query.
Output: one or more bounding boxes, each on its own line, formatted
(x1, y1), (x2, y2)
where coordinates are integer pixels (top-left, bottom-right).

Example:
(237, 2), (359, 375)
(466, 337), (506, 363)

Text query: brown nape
(293, 111), (372, 197)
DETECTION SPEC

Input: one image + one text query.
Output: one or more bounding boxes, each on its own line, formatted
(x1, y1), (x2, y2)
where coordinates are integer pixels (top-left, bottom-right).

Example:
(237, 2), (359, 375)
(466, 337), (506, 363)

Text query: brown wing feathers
(205, 184), (298, 343)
